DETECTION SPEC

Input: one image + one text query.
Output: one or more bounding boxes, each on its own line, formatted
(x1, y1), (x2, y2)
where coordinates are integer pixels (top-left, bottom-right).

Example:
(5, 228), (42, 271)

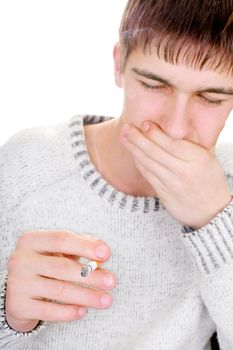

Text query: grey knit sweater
(1, 114), (233, 350)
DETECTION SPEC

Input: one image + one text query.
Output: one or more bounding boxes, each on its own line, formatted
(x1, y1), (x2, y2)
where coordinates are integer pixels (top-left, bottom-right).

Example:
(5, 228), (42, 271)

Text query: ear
(113, 43), (123, 88)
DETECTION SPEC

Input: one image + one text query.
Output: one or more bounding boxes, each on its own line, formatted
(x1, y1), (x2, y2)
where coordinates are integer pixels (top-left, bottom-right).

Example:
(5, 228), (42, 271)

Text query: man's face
(114, 45), (233, 150)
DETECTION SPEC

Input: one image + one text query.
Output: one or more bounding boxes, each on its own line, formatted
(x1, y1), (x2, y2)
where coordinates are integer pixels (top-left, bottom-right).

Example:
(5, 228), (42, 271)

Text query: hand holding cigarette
(6, 230), (116, 333)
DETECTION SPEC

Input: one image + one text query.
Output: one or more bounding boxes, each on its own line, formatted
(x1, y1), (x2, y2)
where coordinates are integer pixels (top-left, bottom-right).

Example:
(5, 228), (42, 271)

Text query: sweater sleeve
(0, 270), (47, 347)
(180, 198), (233, 349)
(0, 127), (61, 345)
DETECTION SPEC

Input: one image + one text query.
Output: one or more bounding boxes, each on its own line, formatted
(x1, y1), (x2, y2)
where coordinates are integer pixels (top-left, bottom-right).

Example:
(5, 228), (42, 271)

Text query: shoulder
(0, 120), (77, 210)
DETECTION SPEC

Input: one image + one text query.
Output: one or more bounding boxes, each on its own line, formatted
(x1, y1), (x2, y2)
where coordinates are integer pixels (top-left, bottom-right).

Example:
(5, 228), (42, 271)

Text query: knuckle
(6, 275), (19, 295)
(176, 163), (193, 181)
(7, 252), (21, 272)
(51, 231), (69, 251)
(7, 250), (36, 275)
(16, 231), (32, 249)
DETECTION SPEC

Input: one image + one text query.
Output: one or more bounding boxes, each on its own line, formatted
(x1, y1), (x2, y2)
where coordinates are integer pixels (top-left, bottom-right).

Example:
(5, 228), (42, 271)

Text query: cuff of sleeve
(180, 198), (233, 276)
(0, 270), (47, 340)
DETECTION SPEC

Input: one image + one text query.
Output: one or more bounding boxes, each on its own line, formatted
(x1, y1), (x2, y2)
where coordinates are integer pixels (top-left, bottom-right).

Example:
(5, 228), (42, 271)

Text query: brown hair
(119, 0), (233, 74)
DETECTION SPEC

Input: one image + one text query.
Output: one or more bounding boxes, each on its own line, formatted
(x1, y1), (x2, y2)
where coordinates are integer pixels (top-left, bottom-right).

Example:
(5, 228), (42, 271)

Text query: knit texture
(1, 114), (233, 349)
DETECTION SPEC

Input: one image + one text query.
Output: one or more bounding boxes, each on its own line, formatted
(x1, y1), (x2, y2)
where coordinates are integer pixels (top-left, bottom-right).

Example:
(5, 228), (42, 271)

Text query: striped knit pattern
(1, 114), (233, 349)
(182, 200), (233, 275)
(68, 115), (160, 213)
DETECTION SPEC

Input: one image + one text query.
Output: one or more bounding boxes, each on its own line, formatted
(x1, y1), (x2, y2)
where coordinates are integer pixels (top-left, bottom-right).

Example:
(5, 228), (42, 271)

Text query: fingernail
(101, 294), (112, 306)
(96, 245), (109, 259)
(142, 121), (150, 131)
(104, 275), (115, 288)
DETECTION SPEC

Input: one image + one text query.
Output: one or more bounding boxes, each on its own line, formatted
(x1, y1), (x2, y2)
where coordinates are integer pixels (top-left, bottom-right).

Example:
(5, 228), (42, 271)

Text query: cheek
(122, 84), (164, 126)
(194, 112), (227, 148)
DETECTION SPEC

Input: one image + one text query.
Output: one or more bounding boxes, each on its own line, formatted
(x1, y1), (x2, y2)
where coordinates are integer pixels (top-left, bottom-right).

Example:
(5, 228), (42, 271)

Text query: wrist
(189, 194), (233, 230)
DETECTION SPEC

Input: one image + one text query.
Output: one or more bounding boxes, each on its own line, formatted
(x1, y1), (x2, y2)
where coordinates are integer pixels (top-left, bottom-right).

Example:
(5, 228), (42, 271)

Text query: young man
(0, 1), (233, 349)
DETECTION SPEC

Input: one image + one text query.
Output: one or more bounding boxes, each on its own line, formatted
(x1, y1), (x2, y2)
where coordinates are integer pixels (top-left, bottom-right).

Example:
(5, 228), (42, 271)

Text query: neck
(84, 116), (157, 197)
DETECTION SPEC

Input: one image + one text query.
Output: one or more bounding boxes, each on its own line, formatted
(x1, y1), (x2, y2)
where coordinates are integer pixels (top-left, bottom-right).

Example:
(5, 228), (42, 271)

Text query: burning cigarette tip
(81, 261), (99, 277)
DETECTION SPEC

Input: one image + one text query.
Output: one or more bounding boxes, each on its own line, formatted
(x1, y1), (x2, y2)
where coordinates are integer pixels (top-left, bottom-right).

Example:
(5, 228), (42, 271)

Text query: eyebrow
(131, 67), (233, 96)
(132, 68), (171, 85)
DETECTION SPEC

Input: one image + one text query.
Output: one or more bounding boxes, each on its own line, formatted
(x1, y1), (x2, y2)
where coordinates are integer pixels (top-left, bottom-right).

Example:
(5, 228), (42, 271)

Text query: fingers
(9, 297), (88, 323)
(142, 122), (204, 160)
(35, 254), (116, 290)
(121, 128), (180, 189)
(31, 276), (113, 310)
(7, 232), (115, 329)
(17, 230), (111, 262)
(121, 121), (173, 153)
(140, 121), (190, 158)
(122, 132), (173, 183)
(140, 122), (178, 155)
(121, 121), (201, 162)
(134, 158), (168, 191)
(34, 301), (88, 322)
(121, 123), (182, 171)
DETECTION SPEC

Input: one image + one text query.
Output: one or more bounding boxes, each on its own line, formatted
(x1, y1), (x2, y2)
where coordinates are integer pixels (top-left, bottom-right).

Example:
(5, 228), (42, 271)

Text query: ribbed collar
(68, 114), (162, 213)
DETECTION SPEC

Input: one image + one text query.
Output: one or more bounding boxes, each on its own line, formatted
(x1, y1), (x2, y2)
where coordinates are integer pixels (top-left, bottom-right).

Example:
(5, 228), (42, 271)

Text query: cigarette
(81, 260), (100, 277)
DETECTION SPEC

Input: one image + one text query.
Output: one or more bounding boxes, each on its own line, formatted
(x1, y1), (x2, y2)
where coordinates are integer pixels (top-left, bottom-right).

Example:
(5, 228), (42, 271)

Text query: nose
(158, 95), (191, 140)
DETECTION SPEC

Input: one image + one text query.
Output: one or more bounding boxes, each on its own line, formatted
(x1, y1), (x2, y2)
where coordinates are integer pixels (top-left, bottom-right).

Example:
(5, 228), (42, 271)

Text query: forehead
(125, 48), (233, 91)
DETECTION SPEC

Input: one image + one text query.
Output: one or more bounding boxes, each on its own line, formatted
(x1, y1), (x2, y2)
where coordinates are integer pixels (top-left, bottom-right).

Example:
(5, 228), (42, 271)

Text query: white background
(0, 1), (232, 147)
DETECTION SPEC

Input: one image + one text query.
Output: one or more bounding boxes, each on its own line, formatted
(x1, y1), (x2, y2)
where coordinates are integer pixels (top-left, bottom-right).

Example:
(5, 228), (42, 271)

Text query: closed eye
(139, 81), (166, 91)
(140, 79), (226, 106)
(198, 95), (224, 106)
